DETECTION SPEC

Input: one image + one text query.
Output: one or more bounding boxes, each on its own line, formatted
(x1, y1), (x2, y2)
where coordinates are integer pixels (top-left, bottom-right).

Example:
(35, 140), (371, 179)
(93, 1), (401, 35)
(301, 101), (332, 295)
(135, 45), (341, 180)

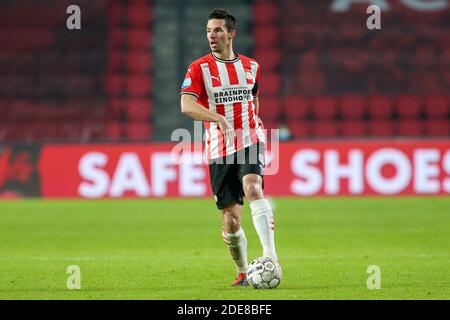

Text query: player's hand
(217, 115), (235, 146)
(257, 115), (263, 127)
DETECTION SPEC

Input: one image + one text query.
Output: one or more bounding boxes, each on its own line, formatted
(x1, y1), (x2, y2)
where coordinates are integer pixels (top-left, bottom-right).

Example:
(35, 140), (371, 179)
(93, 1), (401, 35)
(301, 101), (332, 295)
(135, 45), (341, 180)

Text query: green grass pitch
(0, 197), (449, 300)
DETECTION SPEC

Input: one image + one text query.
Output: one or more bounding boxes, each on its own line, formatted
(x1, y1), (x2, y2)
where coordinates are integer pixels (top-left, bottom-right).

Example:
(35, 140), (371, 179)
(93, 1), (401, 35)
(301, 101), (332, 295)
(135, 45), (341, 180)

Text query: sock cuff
(249, 199), (272, 216)
(227, 227), (245, 239)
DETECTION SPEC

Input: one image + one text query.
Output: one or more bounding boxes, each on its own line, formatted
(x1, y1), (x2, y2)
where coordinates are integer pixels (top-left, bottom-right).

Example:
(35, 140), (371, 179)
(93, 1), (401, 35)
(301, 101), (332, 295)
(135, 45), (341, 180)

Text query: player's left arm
(252, 61), (261, 116)
(253, 96), (260, 115)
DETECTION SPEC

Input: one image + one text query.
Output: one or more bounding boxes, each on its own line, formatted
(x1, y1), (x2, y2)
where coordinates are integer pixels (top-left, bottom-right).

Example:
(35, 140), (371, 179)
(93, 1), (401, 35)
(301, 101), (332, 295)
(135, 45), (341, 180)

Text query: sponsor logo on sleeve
(182, 78), (192, 89)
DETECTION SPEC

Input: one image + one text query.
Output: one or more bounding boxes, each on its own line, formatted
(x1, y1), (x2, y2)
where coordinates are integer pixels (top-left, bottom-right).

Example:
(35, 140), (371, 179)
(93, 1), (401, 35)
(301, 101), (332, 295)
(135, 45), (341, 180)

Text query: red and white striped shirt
(180, 52), (266, 160)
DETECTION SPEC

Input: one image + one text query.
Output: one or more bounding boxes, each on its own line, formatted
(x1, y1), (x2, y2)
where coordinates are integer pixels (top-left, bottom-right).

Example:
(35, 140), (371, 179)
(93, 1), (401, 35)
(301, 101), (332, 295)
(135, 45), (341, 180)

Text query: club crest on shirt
(246, 71), (255, 82)
(182, 77), (192, 89)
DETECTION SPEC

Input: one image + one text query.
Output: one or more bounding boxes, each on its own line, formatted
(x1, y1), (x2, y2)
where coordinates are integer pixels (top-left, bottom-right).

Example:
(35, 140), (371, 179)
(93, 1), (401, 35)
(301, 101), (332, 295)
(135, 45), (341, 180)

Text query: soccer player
(180, 8), (280, 286)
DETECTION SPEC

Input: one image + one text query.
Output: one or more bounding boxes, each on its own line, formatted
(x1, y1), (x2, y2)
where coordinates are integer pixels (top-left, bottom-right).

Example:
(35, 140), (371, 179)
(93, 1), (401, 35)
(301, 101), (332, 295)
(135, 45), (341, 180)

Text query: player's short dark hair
(208, 8), (237, 32)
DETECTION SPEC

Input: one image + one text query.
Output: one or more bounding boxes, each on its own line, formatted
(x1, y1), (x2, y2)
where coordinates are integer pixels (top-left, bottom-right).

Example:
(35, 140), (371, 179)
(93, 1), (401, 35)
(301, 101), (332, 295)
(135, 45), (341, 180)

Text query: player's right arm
(180, 94), (234, 142)
(180, 62), (234, 142)
(181, 94), (220, 122)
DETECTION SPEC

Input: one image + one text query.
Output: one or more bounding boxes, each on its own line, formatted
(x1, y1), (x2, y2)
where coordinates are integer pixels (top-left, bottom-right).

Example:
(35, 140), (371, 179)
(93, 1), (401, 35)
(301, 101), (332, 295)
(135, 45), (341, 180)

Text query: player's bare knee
(244, 183), (263, 201)
(223, 214), (240, 233)
(226, 221), (240, 233)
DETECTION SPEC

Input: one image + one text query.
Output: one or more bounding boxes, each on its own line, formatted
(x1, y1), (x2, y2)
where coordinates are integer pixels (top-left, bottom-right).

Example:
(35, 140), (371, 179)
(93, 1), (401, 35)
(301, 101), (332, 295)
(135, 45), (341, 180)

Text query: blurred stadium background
(0, 0), (449, 299)
(1, 0), (449, 142)
(0, 0), (449, 198)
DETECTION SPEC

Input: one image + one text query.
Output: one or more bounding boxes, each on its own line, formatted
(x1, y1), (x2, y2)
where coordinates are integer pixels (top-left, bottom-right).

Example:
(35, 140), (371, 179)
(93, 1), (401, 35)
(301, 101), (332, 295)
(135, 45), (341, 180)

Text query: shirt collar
(211, 51), (240, 63)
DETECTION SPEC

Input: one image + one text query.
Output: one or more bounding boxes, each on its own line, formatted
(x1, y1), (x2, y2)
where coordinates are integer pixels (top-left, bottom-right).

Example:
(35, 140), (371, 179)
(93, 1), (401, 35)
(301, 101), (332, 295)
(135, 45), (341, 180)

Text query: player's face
(206, 19), (234, 53)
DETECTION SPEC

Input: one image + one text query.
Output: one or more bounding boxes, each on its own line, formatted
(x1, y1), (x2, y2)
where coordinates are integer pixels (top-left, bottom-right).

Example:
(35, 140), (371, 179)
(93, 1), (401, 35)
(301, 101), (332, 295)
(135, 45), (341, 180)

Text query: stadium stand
(251, 0), (449, 139)
(0, 0), (448, 143)
(0, 0), (109, 142)
(0, 0), (154, 143)
(105, 0), (154, 141)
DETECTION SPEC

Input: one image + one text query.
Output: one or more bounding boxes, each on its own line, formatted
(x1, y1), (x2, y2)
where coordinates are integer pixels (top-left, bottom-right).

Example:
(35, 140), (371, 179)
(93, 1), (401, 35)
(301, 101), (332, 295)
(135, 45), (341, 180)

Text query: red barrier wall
(29, 140), (449, 198)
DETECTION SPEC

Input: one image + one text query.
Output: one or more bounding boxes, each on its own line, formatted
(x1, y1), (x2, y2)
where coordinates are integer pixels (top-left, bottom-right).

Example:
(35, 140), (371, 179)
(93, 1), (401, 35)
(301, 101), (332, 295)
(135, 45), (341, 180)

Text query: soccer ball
(246, 257), (282, 289)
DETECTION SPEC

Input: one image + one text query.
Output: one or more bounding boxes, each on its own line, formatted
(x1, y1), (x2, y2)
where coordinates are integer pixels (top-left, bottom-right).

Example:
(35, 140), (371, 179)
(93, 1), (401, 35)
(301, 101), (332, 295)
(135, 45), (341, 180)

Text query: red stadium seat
(37, 123), (60, 140)
(106, 122), (122, 139)
(106, 74), (123, 95)
(412, 72), (442, 94)
(287, 120), (309, 138)
(0, 2), (155, 144)
(398, 120), (424, 137)
(395, 95), (422, 119)
(284, 96), (310, 119)
(126, 51), (152, 73)
(108, 3), (124, 26)
(108, 98), (123, 119)
(250, 0), (448, 102)
(108, 29), (123, 49)
(368, 95), (393, 119)
(125, 75), (152, 96)
(262, 120), (280, 131)
(125, 122), (152, 140)
(369, 120), (396, 137)
(340, 26), (363, 41)
(259, 97), (281, 120)
(259, 73), (281, 96)
(82, 122), (105, 141)
(253, 2), (279, 25)
(294, 60), (326, 95)
(127, 5), (152, 27)
(108, 51), (123, 71)
(340, 95), (365, 120)
(126, 29), (152, 50)
(253, 49), (281, 72)
(425, 120), (449, 137)
(340, 120), (367, 137)
(311, 121), (338, 138)
(8, 100), (34, 120)
(0, 6), (66, 28)
(253, 27), (280, 48)
(59, 121), (85, 140)
(424, 96), (448, 118)
(65, 103), (105, 123)
(0, 101), (9, 119)
(0, 29), (53, 52)
(125, 98), (152, 121)
(312, 96), (337, 120)
(4, 121), (36, 141)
